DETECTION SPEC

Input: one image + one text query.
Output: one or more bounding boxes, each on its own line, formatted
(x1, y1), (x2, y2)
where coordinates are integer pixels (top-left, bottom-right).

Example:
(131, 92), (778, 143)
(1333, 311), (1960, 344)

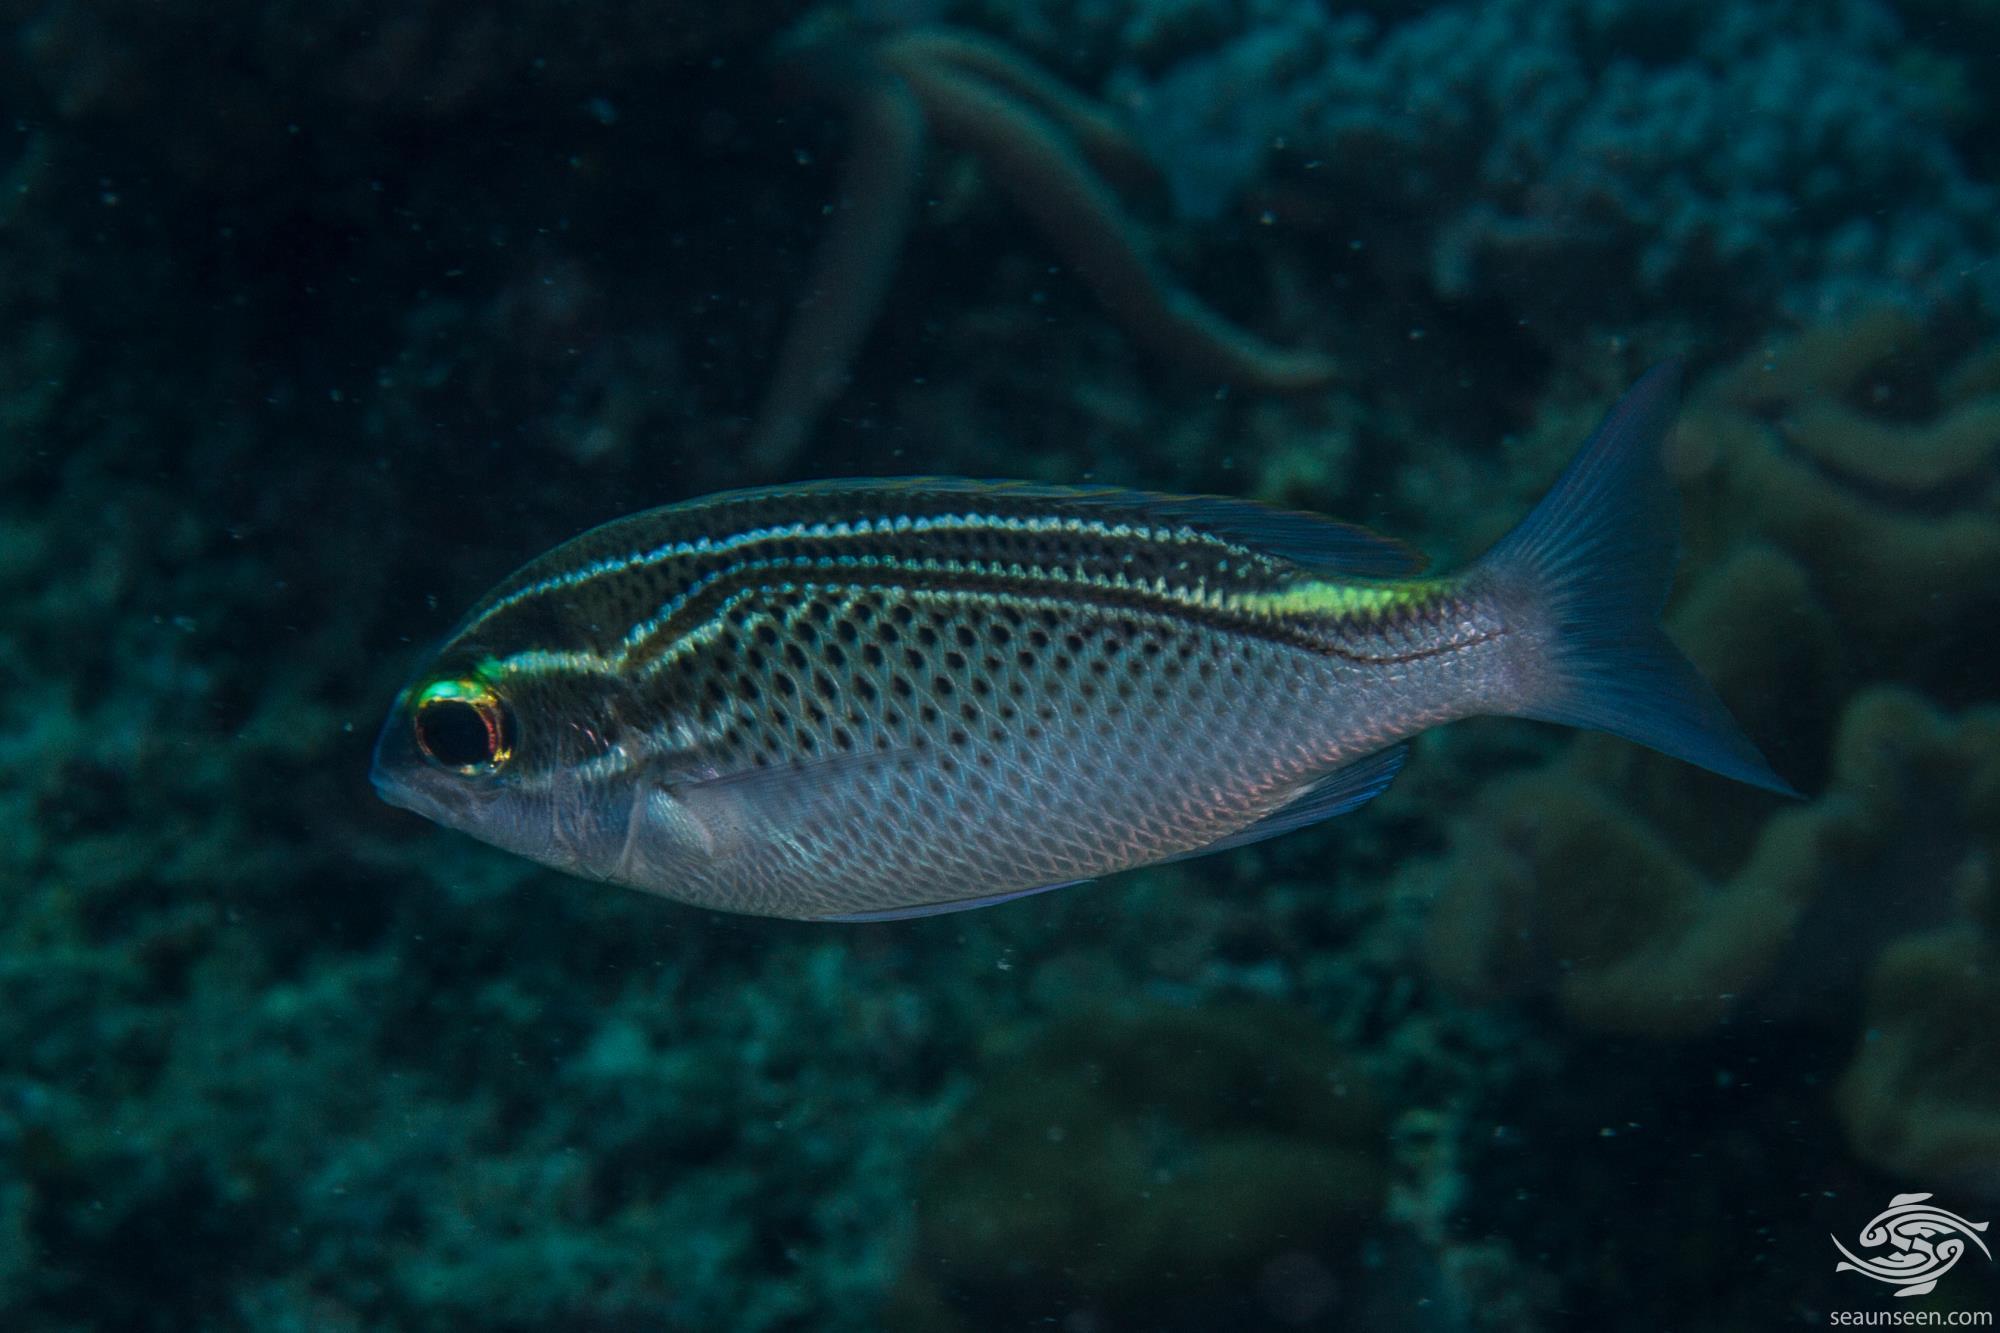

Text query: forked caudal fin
(1473, 362), (1798, 796)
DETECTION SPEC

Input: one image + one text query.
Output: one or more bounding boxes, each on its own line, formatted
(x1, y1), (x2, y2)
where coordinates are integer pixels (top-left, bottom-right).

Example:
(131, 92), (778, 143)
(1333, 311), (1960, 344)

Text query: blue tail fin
(1475, 362), (1797, 796)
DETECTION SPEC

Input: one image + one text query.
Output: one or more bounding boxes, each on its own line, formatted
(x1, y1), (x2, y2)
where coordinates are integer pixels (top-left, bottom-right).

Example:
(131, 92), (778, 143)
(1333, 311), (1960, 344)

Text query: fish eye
(411, 679), (517, 775)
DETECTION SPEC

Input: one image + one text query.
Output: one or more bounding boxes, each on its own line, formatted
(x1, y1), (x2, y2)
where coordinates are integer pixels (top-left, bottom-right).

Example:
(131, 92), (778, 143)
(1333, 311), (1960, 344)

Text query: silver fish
(372, 364), (1792, 919)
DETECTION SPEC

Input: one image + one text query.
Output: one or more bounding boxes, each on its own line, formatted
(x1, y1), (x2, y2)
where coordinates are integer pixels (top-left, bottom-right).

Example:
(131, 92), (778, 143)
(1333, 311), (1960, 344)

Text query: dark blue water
(3, 1), (1996, 1328)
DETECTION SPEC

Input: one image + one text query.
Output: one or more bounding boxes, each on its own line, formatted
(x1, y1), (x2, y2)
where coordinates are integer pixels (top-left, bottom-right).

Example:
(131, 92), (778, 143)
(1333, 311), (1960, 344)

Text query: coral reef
(2, 0), (1995, 1328)
(1424, 311), (2000, 995)
(1838, 927), (2000, 1194)
(1424, 681), (1996, 1035)
(1679, 311), (2000, 683)
(1087, 0), (2000, 330)
(1424, 756), (1807, 1039)
(1404, 308), (2000, 1315)
(1827, 688), (2000, 1190)
(890, 1003), (1386, 1331)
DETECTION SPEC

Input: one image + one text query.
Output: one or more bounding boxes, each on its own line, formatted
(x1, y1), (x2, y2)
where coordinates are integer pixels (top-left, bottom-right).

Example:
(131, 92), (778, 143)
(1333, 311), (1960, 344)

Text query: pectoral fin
(1167, 745), (1408, 864)
(664, 748), (919, 859)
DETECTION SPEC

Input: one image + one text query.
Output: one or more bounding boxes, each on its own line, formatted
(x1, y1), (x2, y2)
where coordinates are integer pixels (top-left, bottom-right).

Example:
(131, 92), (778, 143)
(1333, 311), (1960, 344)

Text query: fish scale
(374, 365), (1795, 919)
(622, 586), (1331, 917)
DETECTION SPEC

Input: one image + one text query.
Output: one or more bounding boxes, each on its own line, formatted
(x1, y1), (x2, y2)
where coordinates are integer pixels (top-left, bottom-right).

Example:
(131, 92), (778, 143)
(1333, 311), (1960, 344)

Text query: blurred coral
(1679, 309), (2000, 681)
(1838, 928), (2000, 1193)
(1422, 742), (1812, 1039)
(1427, 309), (2000, 1034)
(1424, 652), (2000, 1048)
(1425, 680), (1998, 1038)
(1094, 0), (1999, 329)
(1828, 688), (2000, 1190)
(890, 1002), (1384, 1331)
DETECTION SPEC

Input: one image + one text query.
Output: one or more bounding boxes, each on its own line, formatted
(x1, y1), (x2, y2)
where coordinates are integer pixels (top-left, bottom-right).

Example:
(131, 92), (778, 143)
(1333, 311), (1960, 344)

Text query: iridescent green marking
(483, 648), (620, 679)
(409, 675), (516, 774)
(415, 677), (489, 708)
(1231, 578), (1450, 622)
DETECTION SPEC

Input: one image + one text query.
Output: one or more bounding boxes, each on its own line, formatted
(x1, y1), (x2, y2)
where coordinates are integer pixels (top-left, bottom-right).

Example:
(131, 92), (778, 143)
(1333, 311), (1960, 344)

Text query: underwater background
(3, 0), (1998, 1328)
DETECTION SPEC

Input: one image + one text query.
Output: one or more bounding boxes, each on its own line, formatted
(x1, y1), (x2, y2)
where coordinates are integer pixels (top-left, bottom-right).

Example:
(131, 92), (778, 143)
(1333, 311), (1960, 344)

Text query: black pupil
(417, 699), (495, 769)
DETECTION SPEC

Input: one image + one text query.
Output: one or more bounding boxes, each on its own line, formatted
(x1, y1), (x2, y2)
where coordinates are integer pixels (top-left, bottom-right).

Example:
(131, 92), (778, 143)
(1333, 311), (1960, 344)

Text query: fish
(371, 363), (1794, 921)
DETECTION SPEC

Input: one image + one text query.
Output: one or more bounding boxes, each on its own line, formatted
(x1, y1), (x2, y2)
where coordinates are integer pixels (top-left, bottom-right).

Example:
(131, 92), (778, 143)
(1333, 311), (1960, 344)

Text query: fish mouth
(369, 704), (475, 824)
(368, 707), (410, 803)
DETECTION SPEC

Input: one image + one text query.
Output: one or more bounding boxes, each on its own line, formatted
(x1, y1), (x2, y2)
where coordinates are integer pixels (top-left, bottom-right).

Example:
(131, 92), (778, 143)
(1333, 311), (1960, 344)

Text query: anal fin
(1168, 744), (1408, 864)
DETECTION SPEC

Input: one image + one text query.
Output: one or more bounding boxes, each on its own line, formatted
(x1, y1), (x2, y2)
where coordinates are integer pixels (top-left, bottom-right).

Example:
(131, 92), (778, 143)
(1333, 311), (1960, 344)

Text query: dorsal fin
(857, 478), (1427, 577)
(655, 476), (1426, 578)
(1117, 492), (1425, 577)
